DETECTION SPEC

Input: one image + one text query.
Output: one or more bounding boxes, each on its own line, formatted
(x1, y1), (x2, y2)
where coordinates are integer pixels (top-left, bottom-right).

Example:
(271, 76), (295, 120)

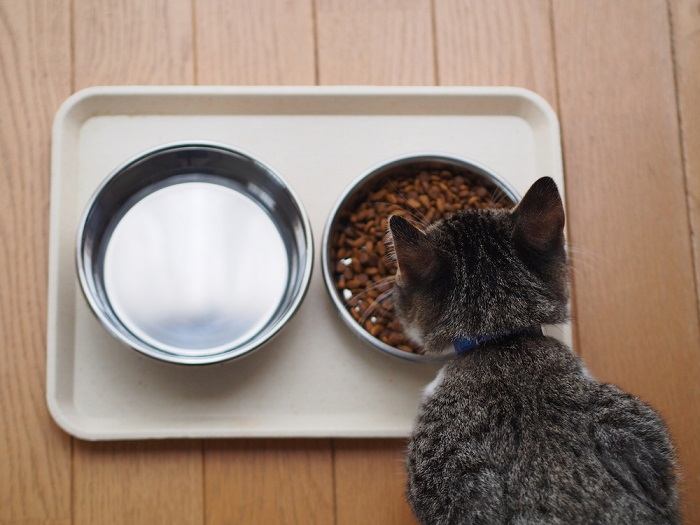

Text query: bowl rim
(321, 152), (521, 363)
(75, 141), (314, 365)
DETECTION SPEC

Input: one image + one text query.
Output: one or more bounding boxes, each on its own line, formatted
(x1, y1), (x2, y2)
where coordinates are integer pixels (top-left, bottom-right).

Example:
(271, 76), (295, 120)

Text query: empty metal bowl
(321, 154), (519, 362)
(77, 143), (313, 365)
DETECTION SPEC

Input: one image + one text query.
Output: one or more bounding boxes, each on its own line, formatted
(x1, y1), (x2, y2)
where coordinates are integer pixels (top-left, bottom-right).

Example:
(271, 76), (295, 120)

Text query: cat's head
(387, 176), (568, 355)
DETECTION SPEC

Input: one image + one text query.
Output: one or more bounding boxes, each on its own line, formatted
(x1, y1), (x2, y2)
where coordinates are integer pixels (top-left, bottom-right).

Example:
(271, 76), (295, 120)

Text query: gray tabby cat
(388, 177), (678, 524)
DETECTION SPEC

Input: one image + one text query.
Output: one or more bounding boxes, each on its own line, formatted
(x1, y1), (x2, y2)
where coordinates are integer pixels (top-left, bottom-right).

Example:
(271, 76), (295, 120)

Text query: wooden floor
(1, 0), (698, 523)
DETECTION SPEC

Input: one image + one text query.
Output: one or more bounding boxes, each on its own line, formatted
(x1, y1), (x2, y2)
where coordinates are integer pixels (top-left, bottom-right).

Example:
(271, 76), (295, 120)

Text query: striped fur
(389, 178), (678, 524)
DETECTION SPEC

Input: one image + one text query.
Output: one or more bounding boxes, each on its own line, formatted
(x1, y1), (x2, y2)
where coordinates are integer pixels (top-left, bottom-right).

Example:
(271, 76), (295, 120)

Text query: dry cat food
(330, 166), (514, 353)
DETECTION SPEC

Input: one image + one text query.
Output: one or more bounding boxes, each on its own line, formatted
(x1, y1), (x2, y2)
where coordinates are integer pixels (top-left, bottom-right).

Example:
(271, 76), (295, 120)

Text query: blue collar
(453, 326), (543, 356)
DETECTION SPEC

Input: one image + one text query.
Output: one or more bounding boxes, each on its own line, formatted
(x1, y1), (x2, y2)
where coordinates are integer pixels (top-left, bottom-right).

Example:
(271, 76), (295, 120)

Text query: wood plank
(334, 440), (415, 525)
(434, 0), (557, 105)
(204, 440), (333, 524)
(433, 2), (568, 331)
(316, 0), (434, 84)
(194, 3), (334, 523)
(195, 0), (315, 84)
(73, 0), (194, 88)
(552, 1), (700, 521)
(315, 1), (434, 523)
(670, 0), (700, 321)
(71, 2), (203, 524)
(0, 1), (72, 523)
(73, 442), (203, 525)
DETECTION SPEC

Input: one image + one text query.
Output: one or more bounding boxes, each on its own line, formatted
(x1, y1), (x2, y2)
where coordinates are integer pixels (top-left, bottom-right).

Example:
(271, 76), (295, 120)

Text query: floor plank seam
(70, 437), (75, 525)
(191, 0), (198, 85)
(548, 0), (584, 358)
(666, 0), (700, 323)
(331, 440), (338, 525)
(201, 440), (206, 525)
(70, 0), (76, 93)
(69, 0), (76, 522)
(311, 0), (320, 85)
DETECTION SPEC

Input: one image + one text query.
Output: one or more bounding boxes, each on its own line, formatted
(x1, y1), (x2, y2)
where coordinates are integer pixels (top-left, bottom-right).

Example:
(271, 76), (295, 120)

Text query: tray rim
(47, 85), (565, 440)
(51, 84), (560, 122)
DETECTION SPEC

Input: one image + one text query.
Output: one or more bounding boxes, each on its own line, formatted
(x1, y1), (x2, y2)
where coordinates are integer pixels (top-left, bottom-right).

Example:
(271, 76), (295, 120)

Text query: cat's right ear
(388, 215), (435, 284)
(512, 177), (565, 254)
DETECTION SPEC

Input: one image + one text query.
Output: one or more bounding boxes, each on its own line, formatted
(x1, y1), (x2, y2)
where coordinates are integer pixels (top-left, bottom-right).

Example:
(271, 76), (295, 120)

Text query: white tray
(48, 86), (570, 440)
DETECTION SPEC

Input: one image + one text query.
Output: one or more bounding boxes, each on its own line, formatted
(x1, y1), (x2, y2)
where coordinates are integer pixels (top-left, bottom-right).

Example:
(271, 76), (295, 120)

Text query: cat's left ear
(388, 215), (436, 284)
(512, 177), (565, 253)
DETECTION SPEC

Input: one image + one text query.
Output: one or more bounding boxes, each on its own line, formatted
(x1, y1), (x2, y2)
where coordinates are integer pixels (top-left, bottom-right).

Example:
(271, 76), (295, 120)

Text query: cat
(387, 177), (678, 524)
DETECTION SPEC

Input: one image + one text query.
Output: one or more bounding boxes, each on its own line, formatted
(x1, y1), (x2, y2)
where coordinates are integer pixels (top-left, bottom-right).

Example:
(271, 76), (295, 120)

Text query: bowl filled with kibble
(321, 154), (519, 362)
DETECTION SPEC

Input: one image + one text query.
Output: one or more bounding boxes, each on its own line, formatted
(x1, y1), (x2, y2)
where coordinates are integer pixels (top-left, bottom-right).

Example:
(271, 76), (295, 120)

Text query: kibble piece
(475, 186), (489, 197)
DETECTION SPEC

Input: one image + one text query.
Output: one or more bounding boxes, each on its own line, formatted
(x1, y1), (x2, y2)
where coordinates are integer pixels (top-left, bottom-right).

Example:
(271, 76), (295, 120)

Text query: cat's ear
(388, 215), (435, 283)
(512, 177), (565, 253)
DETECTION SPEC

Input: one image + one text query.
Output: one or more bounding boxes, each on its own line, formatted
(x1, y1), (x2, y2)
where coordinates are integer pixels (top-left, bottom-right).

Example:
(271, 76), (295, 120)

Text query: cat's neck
(452, 325), (543, 356)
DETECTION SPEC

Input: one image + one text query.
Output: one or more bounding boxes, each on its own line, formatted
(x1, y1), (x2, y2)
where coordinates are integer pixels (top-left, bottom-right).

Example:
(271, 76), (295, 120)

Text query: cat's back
(407, 336), (678, 524)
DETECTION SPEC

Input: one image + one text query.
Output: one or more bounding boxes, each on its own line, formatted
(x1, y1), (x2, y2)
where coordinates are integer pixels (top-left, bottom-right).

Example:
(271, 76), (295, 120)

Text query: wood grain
(71, 2), (203, 524)
(434, 0), (557, 105)
(73, 442), (203, 525)
(670, 0), (700, 319)
(194, 3), (334, 523)
(315, 0), (434, 85)
(334, 440), (416, 525)
(0, 1), (72, 523)
(204, 440), (333, 524)
(1, 1), (699, 524)
(195, 0), (315, 84)
(315, 1), (434, 522)
(73, 0), (194, 88)
(552, 1), (700, 521)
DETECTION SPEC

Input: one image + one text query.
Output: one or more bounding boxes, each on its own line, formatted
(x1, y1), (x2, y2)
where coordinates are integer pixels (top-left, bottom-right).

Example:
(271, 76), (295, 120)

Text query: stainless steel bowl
(77, 143), (313, 365)
(321, 154), (520, 362)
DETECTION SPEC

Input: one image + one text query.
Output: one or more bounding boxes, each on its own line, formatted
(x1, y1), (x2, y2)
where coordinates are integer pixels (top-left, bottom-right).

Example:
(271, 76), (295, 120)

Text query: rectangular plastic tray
(48, 86), (570, 440)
